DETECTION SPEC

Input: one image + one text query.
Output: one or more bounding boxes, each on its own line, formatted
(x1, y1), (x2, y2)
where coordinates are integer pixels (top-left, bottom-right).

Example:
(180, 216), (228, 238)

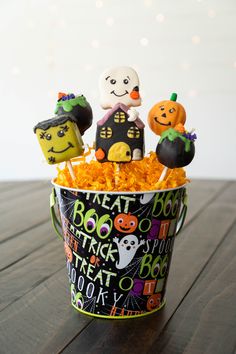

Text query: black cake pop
(156, 127), (196, 168)
(55, 93), (93, 135)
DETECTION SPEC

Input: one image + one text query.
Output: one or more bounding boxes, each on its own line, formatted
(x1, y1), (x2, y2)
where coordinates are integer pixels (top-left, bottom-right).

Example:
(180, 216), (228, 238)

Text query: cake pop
(156, 126), (196, 168)
(55, 93), (93, 135)
(95, 66), (145, 163)
(148, 93), (196, 181)
(148, 93), (186, 136)
(34, 114), (84, 180)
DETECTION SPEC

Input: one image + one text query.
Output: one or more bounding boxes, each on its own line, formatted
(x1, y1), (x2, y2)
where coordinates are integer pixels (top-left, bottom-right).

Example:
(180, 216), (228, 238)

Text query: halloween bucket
(50, 182), (187, 319)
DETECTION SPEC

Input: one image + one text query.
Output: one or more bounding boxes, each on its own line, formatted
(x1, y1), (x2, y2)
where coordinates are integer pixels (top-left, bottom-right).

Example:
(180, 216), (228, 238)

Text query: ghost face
(114, 234), (145, 269)
(99, 66), (142, 109)
(120, 234), (139, 251)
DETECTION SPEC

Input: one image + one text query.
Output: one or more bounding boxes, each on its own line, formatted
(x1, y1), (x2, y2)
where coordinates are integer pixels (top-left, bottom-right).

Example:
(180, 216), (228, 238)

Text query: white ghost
(99, 66), (142, 109)
(114, 235), (145, 269)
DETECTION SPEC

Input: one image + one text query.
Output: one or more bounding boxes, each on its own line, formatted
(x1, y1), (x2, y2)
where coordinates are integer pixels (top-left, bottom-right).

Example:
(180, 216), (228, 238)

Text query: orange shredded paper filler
(55, 152), (189, 191)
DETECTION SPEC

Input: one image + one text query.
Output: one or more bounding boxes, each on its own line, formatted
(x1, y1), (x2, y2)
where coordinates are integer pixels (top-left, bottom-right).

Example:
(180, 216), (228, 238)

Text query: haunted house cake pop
(55, 93), (93, 135)
(95, 66), (145, 163)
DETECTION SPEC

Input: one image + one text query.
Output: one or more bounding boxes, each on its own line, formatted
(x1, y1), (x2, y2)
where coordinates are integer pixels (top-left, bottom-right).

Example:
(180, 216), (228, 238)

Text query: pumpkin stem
(170, 92), (177, 101)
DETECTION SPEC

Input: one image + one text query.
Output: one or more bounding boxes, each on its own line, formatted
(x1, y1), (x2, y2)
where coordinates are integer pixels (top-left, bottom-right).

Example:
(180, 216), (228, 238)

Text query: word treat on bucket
(33, 66), (197, 319)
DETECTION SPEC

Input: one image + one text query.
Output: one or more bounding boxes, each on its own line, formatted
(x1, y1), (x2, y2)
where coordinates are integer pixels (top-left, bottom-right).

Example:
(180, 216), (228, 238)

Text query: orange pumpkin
(114, 212), (138, 233)
(146, 293), (161, 311)
(148, 93), (186, 136)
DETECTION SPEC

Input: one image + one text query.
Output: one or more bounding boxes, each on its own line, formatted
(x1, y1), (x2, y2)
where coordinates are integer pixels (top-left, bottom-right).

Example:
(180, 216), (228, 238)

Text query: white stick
(114, 163), (120, 187)
(67, 160), (76, 180)
(158, 166), (168, 182)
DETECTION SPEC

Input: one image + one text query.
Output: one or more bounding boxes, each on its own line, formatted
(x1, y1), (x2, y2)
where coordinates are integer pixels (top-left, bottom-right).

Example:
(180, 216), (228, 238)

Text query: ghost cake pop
(95, 66), (145, 163)
(148, 93), (196, 181)
(33, 114), (84, 180)
(55, 93), (93, 135)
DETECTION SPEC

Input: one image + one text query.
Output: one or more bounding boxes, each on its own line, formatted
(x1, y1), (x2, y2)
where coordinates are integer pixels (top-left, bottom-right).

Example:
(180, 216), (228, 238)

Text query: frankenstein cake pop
(34, 114), (84, 164)
(34, 114), (84, 180)
(95, 66), (145, 163)
(55, 93), (93, 135)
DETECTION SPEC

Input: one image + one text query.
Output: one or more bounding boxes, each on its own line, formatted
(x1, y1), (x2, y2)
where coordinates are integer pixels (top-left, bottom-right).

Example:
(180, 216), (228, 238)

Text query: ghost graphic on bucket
(113, 235), (145, 269)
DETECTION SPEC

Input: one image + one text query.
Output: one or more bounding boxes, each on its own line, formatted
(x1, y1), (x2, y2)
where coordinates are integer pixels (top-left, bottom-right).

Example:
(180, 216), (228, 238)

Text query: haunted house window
(114, 111), (126, 123)
(127, 126), (140, 138)
(100, 127), (113, 138)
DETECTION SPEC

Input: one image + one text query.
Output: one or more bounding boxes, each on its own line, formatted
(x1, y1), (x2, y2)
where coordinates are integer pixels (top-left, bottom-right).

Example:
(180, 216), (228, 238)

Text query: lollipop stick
(114, 163), (120, 187)
(66, 160), (76, 181)
(158, 166), (168, 182)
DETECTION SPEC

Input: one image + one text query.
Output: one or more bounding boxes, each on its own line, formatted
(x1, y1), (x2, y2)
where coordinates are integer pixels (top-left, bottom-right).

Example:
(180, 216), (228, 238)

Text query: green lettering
(152, 192), (165, 217)
(119, 277), (133, 291)
(139, 254), (152, 279)
(73, 200), (84, 227)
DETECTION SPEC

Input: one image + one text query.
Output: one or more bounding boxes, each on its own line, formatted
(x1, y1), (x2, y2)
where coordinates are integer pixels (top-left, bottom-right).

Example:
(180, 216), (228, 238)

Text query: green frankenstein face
(34, 115), (84, 164)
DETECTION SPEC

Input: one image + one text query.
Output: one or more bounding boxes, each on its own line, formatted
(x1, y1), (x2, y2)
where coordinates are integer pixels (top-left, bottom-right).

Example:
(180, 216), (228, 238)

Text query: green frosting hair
(54, 95), (88, 114)
(159, 128), (191, 152)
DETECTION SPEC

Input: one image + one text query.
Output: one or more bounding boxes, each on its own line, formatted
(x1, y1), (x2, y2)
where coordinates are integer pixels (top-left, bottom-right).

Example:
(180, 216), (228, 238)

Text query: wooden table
(0, 180), (236, 354)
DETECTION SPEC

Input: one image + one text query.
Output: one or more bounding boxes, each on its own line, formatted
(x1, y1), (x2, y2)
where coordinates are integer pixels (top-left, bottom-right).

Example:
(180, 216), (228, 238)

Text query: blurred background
(1, 0), (236, 180)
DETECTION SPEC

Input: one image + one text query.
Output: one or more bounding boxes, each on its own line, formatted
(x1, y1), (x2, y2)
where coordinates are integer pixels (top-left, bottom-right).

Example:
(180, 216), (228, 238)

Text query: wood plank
(148, 220), (236, 354)
(0, 231), (65, 311)
(0, 268), (92, 354)
(0, 181), (26, 193)
(0, 181), (49, 215)
(0, 180), (233, 354)
(0, 221), (58, 271)
(0, 180), (47, 200)
(0, 184), (51, 243)
(0, 181), (41, 191)
(185, 179), (228, 225)
(60, 181), (236, 354)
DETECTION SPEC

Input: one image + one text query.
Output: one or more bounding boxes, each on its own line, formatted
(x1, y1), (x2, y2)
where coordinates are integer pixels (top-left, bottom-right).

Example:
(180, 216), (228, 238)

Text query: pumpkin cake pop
(148, 93), (196, 182)
(148, 92), (186, 136)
